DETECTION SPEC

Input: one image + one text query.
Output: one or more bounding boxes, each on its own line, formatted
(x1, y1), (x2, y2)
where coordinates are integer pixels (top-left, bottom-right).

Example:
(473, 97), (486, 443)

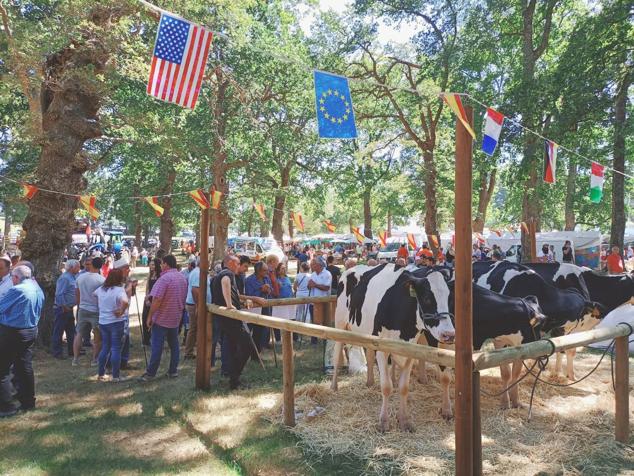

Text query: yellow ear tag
(409, 286), (417, 298)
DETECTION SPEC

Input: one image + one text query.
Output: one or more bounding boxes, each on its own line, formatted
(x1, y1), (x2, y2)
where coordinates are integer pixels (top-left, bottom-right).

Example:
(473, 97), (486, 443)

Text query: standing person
(138, 255), (188, 381)
(52, 259), (80, 359)
(308, 257), (332, 347)
(72, 257), (105, 366)
(140, 248), (149, 267)
(235, 255), (250, 294)
(295, 247), (309, 273)
(130, 246), (139, 269)
(245, 261), (272, 351)
(93, 268), (129, 382)
(0, 265), (44, 416)
(325, 255), (341, 295)
(537, 244), (550, 263)
(294, 262), (311, 325)
(445, 244), (455, 266)
(110, 257), (137, 371)
(272, 263), (295, 321)
(562, 240), (574, 264)
(607, 246), (625, 274)
(0, 255), (12, 300)
(397, 244), (409, 261)
(183, 259), (212, 360)
(549, 245), (556, 262)
(141, 258), (161, 346)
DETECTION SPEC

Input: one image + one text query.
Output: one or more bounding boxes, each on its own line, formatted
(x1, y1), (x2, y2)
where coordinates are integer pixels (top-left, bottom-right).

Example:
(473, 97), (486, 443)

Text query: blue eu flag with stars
(314, 70), (357, 139)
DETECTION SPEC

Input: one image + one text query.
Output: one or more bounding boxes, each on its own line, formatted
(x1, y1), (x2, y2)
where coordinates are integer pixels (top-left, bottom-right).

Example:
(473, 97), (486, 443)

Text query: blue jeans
(99, 321), (125, 378)
(146, 324), (179, 377)
(211, 318), (228, 373)
(52, 307), (75, 357)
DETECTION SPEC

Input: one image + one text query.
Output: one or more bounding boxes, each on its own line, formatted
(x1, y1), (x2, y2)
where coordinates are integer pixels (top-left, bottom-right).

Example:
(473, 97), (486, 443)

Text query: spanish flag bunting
(506, 225), (515, 237)
(378, 230), (387, 248)
(22, 184), (38, 200)
(254, 203), (266, 221)
(292, 212), (305, 233)
(429, 234), (439, 248)
(352, 227), (365, 244)
(520, 221), (529, 234)
(324, 220), (336, 233)
(442, 93), (476, 139)
(491, 229), (502, 237)
(474, 232), (485, 244)
(210, 187), (222, 209)
(407, 233), (417, 250)
(543, 140), (557, 184)
(145, 196), (164, 217)
(189, 189), (211, 210)
(79, 195), (99, 220)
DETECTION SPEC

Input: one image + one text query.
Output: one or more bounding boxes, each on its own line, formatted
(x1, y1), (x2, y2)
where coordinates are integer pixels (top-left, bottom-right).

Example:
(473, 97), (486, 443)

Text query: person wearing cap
(51, 260), (80, 359)
(0, 255), (12, 300)
(0, 265), (45, 416)
(72, 257), (105, 366)
(111, 256), (136, 370)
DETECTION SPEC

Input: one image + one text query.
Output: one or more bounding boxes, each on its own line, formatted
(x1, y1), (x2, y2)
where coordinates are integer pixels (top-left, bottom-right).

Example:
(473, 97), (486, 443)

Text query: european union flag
(314, 70), (357, 139)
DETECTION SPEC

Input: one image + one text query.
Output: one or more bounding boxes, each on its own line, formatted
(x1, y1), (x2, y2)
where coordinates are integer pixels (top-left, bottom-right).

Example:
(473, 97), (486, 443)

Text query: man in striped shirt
(138, 255), (188, 381)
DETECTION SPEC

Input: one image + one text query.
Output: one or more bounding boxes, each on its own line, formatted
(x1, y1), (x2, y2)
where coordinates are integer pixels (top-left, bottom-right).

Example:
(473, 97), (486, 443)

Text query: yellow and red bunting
(352, 227), (365, 244)
(474, 232), (485, 244)
(78, 195), (99, 220)
(506, 225), (515, 237)
(442, 93), (476, 139)
(491, 229), (502, 237)
(407, 232), (417, 250)
(292, 212), (305, 233)
(22, 184), (38, 200)
(144, 196), (164, 217)
(254, 203), (266, 221)
(324, 220), (336, 233)
(429, 234), (439, 248)
(210, 187), (222, 210)
(188, 188), (211, 210)
(520, 221), (529, 234)
(378, 230), (387, 248)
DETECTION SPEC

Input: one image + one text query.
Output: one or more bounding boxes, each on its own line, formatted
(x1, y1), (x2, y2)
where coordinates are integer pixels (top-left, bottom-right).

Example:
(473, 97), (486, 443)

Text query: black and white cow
(331, 263), (455, 432)
(473, 260), (605, 379)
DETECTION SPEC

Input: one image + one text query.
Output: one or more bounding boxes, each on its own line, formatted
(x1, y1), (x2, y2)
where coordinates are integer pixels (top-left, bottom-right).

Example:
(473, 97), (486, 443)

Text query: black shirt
(235, 273), (246, 295)
(327, 264), (341, 291)
(562, 246), (573, 263)
(212, 269), (241, 310)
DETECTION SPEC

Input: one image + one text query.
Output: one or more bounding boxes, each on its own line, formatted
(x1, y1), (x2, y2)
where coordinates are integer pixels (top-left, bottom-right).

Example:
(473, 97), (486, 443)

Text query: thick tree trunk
(472, 168), (496, 233)
(363, 188), (373, 239)
(271, 165), (291, 243)
(422, 150), (439, 254)
(288, 211), (294, 239)
(610, 71), (631, 252)
(564, 159), (577, 231)
(387, 210), (392, 237)
(158, 169), (176, 254)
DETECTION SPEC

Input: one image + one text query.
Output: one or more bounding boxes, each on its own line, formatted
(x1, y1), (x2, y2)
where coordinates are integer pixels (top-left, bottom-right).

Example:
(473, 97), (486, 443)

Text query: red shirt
(607, 253), (624, 274)
(397, 247), (409, 259)
(149, 268), (188, 328)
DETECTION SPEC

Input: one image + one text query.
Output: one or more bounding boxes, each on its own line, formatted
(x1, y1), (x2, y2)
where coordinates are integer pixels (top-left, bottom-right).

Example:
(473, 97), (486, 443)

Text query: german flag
(352, 227), (365, 244)
(210, 187), (222, 209)
(22, 184), (38, 200)
(189, 189), (211, 210)
(254, 203), (266, 221)
(292, 212), (305, 233)
(145, 196), (164, 217)
(442, 93), (476, 139)
(378, 230), (387, 248)
(324, 220), (336, 233)
(79, 195), (99, 220)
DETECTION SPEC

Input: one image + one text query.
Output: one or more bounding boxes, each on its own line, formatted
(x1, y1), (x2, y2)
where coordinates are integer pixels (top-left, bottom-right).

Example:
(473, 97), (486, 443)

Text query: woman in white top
(294, 262), (311, 323)
(93, 268), (129, 382)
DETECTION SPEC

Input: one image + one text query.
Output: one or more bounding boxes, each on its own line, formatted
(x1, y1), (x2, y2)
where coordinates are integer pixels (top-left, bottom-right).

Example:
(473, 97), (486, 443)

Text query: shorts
(76, 309), (100, 341)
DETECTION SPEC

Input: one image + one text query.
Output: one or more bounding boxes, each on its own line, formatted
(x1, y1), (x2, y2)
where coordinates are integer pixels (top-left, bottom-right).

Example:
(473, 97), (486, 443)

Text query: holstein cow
(473, 260), (604, 379)
(331, 263), (455, 432)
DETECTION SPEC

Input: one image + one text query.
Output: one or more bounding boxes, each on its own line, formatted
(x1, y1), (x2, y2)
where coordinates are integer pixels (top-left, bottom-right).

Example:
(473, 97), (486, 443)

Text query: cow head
(405, 270), (455, 344)
(584, 301), (606, 320)
(522, 295), (547, 329)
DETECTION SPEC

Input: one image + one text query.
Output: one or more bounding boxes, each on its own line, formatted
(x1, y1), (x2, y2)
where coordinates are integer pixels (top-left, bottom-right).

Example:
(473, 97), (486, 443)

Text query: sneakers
(166, 372), (178, 378)
(90, 359), (98, 367)
(97, 375), (107, 382)
(137, 373), (155, 382)
(71, 358), (80, 366)
(112, 375), (130, 383)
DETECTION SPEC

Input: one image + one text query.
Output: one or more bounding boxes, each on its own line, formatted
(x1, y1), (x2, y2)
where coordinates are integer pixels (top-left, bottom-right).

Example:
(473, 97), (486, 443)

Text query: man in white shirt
(72, 257), (105, 366)
(0, 255), (12, 300)
(183, 261), (212, 359)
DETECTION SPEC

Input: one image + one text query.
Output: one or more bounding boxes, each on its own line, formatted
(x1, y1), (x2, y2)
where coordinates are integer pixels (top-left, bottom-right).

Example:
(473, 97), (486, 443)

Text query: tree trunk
(564, 159), (577, 231)
(133, 200), (142, 248)
(158, 169), (176, 254)
(386, 210), (392, 237)
(288, 211), (294, 239)
(19, 7), (120, 345)
(2, 210), (10, 251)
(143, 224), (151, 248)
(422, 150), (439, 254)
(246, 204), (253, 237)
(363, 188), (373, 239)
(472, 168), (496, 233)
(271, 165), (291, 243)
(609, 70), (631, 253)
(348, 217), (354, 233)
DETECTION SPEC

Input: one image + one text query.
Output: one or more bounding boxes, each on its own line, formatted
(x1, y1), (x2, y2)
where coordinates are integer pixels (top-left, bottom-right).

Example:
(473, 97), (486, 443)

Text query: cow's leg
(391, 358), (398, 387)
(416, 334), (428, 384)
(330, 341), (344, 391)
(565, 348), (577, 380)
(397, 358), (415, 432)
(377, 351), (392, 432)
(366, 349), (375, 387)
(554, 352), (564, 377)
(508, 359), (523, 408)
(439, 366), (453, 420)
(499, 363), (512, 409)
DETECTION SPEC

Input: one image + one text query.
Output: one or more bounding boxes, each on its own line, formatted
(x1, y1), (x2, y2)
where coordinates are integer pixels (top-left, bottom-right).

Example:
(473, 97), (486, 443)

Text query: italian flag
(590, 161), (605, 203)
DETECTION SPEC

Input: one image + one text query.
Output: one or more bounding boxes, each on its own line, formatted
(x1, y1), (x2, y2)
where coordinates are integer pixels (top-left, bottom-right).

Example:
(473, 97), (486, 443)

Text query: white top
(93, 286), (128, 325)
(309, 269), (332, 298)
(76, 272), (105, 312)
(0, 274), (13, 300)
(294, 272), (311, 297)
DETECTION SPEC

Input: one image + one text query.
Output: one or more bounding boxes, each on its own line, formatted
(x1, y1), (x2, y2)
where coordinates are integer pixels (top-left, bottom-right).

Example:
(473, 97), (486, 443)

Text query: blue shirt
(245, 274), (272, 298)
(186, 267), (212, 305)
(278, 276), (293, 298)
(296, 252), (309, 263)
(55, 271), (77, 308)
(0, 279), (45, 328)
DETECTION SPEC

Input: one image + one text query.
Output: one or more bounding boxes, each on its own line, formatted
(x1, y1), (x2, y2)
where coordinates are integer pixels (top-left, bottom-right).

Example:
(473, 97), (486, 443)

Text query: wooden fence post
(195, 205), (210, 390)
(615, 335), (630, 443)
(282, 329), (296, 427)
(473, 371), (482, 476)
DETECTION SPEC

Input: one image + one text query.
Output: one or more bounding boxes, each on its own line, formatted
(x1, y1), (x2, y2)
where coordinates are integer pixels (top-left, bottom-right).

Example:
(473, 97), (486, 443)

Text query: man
(344, 258), (357, 270)
(397, 244), (409, 261)
(72, 257), (105, 366)
(139, 255), (188, 381)
(366, 258), (378, 266)
(52, 259), (80, 358)
(295, 247), (309, 273)
(326, 255), (341, 294)
(183, 259), (212, 359)
(562, 240), (574, 264)
(245, 261), (273, 351)
(308, 257), (332, 348)
(394, 257), (407, 269)
(0, 265), (44, 417)
(0, 255), (12, 300)
(235, 255), (251, 294)
(607, 246), (625, 274)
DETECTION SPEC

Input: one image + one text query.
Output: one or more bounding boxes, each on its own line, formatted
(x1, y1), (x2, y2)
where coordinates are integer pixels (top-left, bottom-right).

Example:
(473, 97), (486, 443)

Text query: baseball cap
(113, 256), (130, 269)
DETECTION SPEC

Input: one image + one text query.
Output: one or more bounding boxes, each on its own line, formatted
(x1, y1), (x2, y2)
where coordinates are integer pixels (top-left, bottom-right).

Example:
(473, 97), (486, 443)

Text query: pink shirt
(149, 268), (188, 328)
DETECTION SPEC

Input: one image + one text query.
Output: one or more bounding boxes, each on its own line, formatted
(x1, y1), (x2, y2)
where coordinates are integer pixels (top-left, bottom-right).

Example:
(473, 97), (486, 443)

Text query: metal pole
(195, 204), (210, 390)
(454, 105), (474, 476)
(615, 335), (629, 443)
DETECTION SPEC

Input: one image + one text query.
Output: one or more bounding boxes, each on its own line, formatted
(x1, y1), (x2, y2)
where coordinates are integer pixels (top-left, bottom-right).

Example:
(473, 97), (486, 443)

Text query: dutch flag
(481, 108), (505, 156)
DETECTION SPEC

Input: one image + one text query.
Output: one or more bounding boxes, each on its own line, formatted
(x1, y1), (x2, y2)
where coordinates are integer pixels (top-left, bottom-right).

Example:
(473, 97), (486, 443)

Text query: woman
(93, 268), (129, 382)
(273, 263), (295, 321)
(141, 258), (161, 346)
(294, 262), (311, 323)
(245, 261), (272, 351)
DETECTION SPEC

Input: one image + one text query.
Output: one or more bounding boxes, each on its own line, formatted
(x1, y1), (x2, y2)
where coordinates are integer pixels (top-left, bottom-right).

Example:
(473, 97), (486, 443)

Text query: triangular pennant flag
(474, 232), (485, 244)
(352, 227), (365, 244)
(378, 230), (387, 248)
(491, 229), (502, 237)
(292, 212), (305, 233)
(145, 196), (164, 217)
(482, 108), (505, 156)
(442, 93), (476, 139)
(590, 161), (605, 203)
(22, 184), (38, 200)
(254, 203), (267, 221)
(79, 195), (99, 220)
(407, 233), (418, 250)
(520, 222), (529, 234)
(324, 220), (336, 233)
(543, 140), (557, 183)
(188, 189), (211, 210)
(506, 225), (516, 237)
(210, 187), (223, 210)
(429, 234), (439, 248)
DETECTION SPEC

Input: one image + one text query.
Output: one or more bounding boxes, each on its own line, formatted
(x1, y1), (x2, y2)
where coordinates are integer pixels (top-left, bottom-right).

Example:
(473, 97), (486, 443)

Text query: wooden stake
(282, 330), (295, 427)
(529, 219), (537, 263)
(195, 205), (210, 390)
(473, 371), (482, 476)
(454, 105), (474, 476)
(615, 335), (629, 443)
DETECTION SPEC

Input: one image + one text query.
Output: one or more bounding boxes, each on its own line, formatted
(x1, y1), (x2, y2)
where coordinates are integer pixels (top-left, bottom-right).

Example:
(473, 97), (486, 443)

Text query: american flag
(147, 13), (213, 109)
